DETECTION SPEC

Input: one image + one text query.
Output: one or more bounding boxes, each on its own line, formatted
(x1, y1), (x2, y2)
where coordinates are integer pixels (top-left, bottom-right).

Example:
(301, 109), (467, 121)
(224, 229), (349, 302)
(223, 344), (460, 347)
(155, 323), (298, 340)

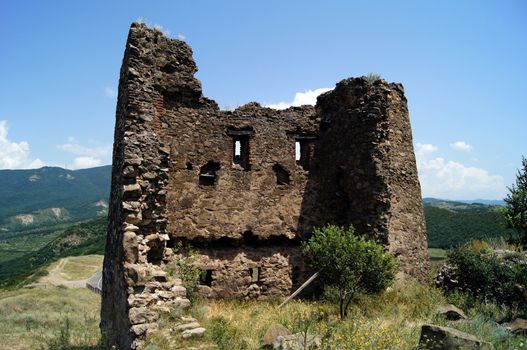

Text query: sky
(0, 1), (525, 200)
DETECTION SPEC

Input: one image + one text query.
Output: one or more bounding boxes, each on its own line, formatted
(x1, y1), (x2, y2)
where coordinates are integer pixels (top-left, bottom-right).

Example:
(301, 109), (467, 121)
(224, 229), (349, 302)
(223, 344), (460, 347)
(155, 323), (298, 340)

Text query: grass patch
(54, 255), (103, 281)
(144, 282), (527, 349)
(0, 287), (101, 349)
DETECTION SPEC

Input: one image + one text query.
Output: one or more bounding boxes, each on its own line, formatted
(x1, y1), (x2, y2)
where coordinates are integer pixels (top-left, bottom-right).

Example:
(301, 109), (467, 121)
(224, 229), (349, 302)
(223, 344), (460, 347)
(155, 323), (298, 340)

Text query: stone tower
(101, 22), (428, 349)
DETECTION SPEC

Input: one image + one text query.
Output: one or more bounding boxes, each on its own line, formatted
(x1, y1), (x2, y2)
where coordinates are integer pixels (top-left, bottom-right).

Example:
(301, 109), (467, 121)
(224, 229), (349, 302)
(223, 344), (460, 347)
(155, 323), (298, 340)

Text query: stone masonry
(101, 22), (429, 349)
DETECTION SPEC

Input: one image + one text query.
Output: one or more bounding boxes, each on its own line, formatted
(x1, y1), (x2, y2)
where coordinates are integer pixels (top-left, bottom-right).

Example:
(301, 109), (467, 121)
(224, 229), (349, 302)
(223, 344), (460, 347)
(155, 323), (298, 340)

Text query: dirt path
(27, 255), (103, 289)
(38, 257), (88, 288)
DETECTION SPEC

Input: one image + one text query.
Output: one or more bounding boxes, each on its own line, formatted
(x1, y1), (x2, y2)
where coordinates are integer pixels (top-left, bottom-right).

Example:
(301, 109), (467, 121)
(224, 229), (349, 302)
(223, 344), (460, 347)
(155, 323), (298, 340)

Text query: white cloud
(58, 137), (111, 158)
(450, 141), (473, 152)
(71, 156), (101, 169)
(0, 120), (44, 169)
(177, 33), (186, 41)
(415, 143), (438, 157)
(265, 88), (332, 110)
(104, 87), (117, 98)
(415, 142), (505, 199)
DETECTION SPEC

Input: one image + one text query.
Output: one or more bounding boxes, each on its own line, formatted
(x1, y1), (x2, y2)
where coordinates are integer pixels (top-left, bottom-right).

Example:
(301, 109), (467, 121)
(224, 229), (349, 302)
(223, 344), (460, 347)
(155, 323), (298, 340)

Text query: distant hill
(0, 165), (111, 229)
(423, 197), (505, 206)
(0, 217), (107, 287)
(423, 198), (517, 248)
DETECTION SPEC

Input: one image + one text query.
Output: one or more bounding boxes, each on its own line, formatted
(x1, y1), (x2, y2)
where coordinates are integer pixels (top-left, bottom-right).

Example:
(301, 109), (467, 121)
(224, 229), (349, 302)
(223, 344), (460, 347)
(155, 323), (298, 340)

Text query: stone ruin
(101, 22), (429, 349)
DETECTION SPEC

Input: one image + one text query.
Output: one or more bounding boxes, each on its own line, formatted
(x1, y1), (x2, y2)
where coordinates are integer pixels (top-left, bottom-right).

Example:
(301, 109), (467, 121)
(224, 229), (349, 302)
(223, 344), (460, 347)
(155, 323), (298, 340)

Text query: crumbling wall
(102, 22), (429, 349)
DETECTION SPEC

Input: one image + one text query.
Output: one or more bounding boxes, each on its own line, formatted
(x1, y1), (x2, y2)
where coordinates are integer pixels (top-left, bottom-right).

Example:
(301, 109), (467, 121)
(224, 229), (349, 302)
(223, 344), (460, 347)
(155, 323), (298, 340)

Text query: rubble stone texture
(101, 22), (429, 349)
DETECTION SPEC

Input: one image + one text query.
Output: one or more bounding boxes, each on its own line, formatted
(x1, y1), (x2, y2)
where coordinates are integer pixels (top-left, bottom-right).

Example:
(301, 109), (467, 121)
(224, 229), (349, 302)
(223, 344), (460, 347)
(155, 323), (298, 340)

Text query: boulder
(436, 304), (467, 321)
(181, 327), (206, 339)
(128, 307), (159, 325)
(504, 318), (527, 335)
(418, 324), (493, 349)
(260, 324), (292, 347)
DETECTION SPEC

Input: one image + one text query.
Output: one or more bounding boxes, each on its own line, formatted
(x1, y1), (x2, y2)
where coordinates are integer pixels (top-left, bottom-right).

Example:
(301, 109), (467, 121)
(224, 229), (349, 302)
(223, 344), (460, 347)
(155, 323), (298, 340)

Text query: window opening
(234, 140), (241, 157)
(199, 161), (220, 186)
(250, 267), (260, 283)
(287, 132), (317, 171)
(200, 270), (213, 286)
(296, 140), (313, 170)
(295, 141), (301, 161)
(273, 164), (290, 185)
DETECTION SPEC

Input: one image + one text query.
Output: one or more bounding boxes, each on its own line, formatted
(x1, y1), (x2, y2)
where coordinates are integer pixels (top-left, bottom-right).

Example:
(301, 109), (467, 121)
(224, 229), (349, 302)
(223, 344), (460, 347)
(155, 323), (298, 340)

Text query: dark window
(296, 140), (314, 170)
(232, 137), (251, 170)
(199, 161), (220, 186)
(272, 164), (290, 185)
(227, 127), (254, 171)
(201, 270), (213, 286)
(287, 132), (317, 171)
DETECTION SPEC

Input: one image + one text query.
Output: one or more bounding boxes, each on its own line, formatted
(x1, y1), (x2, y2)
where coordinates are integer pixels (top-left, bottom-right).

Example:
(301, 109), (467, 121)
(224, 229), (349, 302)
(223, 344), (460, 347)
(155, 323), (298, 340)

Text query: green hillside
(0, 165), (111, 228)
(424, 199), (517, 248)
(0, 217), (107, 287)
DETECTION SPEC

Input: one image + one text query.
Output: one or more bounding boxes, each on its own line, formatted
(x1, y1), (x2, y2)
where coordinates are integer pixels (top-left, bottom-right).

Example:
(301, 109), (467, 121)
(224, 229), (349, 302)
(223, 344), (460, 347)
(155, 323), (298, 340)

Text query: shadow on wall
(297, 78), (391, 245)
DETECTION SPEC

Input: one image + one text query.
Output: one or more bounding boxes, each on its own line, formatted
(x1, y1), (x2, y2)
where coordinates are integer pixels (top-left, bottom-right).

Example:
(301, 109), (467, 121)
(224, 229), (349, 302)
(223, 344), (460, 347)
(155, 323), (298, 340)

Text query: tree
(503, 157), (527, 246)
(302, 225), (397, 319)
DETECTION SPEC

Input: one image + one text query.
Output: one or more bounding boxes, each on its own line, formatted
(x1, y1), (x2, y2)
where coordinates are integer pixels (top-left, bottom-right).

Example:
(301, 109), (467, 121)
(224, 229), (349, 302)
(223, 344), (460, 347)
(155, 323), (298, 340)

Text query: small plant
(167, 241), (202, 300)
(364, 73), (381, 84)
(286, 307), (332, 349)
(208, 316), (242, 350)
(302, 225), (397, 319)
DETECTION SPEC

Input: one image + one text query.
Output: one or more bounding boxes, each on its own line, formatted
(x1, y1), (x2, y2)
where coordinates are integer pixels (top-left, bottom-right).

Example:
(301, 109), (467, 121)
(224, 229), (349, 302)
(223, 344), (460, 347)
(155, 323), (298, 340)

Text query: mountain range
(0, 165), (111, 230)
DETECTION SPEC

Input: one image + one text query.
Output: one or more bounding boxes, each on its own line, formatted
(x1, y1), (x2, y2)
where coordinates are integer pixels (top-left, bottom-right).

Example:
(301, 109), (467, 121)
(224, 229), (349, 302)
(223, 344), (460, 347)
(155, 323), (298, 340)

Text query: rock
(173, 297), (191, 309)
(418, 324), (494, 349)
(123, 183), (142, 197)
(270, 332), (321, 350)
(504, 318), (527, 335)
(130, 322), (158, 336)
(129, 307), (159, 325)
(181, 327), (206, 339)
(174, 321), (201, 331)
(260, 324), (292, 346)
(436, 304), (467, 321)
(123, 231), (139, 263)
(172, 285), (187, 297)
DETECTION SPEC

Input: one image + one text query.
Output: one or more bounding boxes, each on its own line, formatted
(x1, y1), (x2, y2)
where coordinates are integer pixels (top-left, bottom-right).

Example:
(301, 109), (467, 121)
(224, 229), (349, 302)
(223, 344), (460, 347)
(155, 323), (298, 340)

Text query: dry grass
(47, 255), (103, 281)
(144, 282), (527, 350)
(0, 287), (101, 349)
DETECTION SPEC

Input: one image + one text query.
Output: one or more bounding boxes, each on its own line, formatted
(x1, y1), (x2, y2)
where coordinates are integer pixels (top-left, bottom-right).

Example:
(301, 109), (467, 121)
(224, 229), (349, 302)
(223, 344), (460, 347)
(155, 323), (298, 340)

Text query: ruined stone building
(102, 23), (428, 348)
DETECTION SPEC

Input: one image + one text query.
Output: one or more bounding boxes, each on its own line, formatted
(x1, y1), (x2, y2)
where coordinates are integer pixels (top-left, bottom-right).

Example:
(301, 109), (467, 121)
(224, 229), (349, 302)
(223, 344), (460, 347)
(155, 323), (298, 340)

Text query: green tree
(503, 157), (527, 246)
(302, 225), (397, 319)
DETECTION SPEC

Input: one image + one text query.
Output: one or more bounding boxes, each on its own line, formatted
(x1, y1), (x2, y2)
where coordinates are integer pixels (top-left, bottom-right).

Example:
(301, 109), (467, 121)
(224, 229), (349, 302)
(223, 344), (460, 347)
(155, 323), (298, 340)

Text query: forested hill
(423, 198), (517, 248)
(0, 165), (111, 229)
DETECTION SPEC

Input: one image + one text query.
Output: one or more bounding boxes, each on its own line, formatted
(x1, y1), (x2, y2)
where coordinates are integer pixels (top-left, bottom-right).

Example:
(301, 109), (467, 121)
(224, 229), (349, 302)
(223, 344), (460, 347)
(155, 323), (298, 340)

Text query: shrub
(302, 225), (397, 319)
(166, 242), (202, 301)
(445, 245), (527, 315)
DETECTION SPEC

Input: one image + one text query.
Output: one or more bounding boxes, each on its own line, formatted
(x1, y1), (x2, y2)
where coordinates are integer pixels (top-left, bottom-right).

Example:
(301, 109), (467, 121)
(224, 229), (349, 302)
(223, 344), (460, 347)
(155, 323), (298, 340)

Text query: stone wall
(101, 22), (429, 349)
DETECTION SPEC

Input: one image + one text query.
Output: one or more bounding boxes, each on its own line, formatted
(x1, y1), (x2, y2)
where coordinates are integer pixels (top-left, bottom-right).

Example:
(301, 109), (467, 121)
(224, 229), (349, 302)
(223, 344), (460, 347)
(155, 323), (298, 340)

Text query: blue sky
(0, 0), (525, 199)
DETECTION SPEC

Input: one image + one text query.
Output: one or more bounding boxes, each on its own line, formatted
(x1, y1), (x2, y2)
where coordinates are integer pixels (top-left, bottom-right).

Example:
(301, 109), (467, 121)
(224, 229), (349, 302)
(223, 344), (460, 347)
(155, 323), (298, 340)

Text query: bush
(302, 225), (397, 319)
(445, 245), (527, 315)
